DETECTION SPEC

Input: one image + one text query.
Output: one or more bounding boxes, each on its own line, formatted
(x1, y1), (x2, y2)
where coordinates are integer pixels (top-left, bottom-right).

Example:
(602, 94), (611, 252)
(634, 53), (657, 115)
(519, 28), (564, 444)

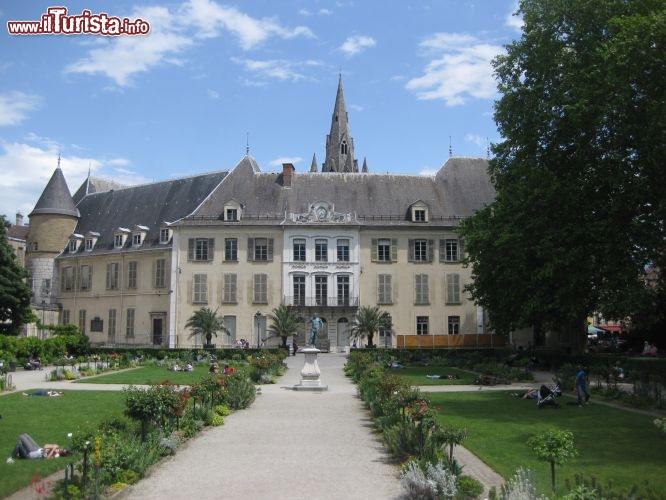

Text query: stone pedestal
(293, 347), (328, 391)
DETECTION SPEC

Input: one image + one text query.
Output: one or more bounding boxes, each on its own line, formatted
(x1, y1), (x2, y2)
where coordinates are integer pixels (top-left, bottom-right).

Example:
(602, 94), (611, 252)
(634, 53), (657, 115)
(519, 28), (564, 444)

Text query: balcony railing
(282, 296), (359, 307)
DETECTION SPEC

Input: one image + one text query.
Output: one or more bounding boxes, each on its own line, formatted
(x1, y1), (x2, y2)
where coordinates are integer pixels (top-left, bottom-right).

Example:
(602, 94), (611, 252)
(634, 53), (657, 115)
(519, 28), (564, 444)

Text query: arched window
(340, 141), (348, 155)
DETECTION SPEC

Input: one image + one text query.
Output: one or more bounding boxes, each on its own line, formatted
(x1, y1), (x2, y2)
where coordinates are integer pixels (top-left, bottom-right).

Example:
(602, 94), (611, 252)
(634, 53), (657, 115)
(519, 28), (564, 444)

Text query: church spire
(323, 75), (358, 173)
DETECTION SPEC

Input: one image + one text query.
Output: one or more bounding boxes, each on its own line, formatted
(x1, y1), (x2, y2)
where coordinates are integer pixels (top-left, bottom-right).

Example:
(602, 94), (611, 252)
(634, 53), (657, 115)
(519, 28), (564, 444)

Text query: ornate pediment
(291, 201), (351, 223)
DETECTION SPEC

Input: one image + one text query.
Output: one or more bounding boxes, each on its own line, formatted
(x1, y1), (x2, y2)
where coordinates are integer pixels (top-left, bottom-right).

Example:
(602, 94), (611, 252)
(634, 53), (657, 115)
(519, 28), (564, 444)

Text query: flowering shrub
(405, 400), (431, 422)
(400, 459), (457, 500)
(499, 468), (546, 500)
(653, 417), (666, 433)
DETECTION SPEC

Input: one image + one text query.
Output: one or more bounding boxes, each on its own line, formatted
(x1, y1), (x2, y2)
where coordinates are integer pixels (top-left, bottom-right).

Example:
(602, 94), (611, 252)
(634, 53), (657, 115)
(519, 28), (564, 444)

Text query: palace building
(25, 78), (500, 350)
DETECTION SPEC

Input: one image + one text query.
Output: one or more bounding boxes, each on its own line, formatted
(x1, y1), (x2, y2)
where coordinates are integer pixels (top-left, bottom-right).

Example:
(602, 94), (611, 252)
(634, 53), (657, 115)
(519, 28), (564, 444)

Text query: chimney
(282, 163), (295, 187)
(16, 212), (24, 226)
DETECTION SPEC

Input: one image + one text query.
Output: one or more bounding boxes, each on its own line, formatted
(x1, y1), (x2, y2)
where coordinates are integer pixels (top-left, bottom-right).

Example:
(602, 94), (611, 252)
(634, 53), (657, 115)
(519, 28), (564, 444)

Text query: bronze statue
(309, 313), (323, 346)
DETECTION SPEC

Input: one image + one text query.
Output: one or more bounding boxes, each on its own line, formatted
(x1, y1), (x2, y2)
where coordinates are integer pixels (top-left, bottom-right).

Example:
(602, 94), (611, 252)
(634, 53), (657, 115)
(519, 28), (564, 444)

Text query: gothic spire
(310, 153), (318, 172)
(323, 75), (357, 173)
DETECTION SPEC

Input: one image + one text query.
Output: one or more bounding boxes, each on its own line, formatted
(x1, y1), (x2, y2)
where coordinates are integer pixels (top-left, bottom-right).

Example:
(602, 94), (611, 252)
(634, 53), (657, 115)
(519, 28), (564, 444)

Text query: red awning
(602, 325), (623, 332)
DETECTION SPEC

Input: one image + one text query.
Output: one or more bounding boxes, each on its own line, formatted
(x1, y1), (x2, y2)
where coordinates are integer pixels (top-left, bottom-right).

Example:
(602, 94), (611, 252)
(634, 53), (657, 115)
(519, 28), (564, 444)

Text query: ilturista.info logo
(7, 7), (150, 36)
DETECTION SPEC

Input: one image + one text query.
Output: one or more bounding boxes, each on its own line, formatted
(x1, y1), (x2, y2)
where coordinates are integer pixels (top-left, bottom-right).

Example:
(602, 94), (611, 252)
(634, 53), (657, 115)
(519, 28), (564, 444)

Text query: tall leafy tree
(527, 429), (578, 493)
(267, 305), (302, 348)
(185, 307), (228, 346)
(351, 305), (392, 348)
(0, 216), (33, 335)
(460, 0), (666, 350)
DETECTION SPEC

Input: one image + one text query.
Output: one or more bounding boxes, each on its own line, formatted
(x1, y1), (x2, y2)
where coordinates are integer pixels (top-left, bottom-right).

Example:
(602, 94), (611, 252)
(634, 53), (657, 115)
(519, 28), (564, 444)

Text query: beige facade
(57, 246), (172, 345)
(25, 79), (497, 349)
(359, 224), (481, 343)
(171, 224), (284, 348)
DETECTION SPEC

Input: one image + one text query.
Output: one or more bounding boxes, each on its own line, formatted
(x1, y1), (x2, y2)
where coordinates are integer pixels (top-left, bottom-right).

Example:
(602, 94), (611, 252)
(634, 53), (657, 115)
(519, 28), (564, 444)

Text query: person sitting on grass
(425, 374), (460, 380)
(511, 388), (539, 399)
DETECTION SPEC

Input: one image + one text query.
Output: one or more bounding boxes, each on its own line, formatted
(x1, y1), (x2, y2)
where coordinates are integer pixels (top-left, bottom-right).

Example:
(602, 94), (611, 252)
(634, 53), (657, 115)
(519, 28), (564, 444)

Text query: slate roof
(29, 167), (79, 218)
(60, 171), (228, 256)
(72, 176), (128, 205)
(186, 155), (495, 227)
(7, 223), (29, 242)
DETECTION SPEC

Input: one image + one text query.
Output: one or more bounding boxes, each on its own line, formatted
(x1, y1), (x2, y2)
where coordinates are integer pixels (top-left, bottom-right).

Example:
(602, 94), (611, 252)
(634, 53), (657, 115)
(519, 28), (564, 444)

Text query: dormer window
(409, 201), (429, 223)
(113, 228), (130, 249)
(223, 200), (242, 222)
(131, 225), (149, 247)
(85, 231), (100, 251)
(68, 234), (84, 253)
(159, 227), (172, 244)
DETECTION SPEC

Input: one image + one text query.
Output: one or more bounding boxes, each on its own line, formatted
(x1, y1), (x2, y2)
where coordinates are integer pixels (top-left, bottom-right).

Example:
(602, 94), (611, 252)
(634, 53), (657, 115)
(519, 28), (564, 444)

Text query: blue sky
(1, 1), (522, 223)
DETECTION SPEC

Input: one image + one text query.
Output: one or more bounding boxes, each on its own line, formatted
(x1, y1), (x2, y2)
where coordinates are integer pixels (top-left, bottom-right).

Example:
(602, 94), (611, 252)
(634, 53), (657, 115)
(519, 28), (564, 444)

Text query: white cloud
(269, 157), (302, 168)
(340, 35), (376, 57)
(465, 133), (490, 150)
(207, 89), (220, 99)
(0, 139), (142, 221)
(64, 0), (314, 86)
(505, 1), (523, 32)
(180, 0), (314, 47)
(65, 5), (193, 87)
(0, 91), (41, 126)
(231, 57), (321, 82)
(419, 168), (437, 177)
(299, 7), (331, 16)
(406, 33), (503, 106)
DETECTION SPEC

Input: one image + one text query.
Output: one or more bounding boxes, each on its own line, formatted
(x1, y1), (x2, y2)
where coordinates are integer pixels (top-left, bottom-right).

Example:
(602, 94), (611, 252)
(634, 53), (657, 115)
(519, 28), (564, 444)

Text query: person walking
(574, 365), (590, 407)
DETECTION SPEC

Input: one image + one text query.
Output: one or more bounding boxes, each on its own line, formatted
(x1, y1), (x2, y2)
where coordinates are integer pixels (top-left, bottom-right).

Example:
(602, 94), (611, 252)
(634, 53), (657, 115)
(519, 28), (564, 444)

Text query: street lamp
(255, 311), (261, 349)
(41, 300), (46, 340)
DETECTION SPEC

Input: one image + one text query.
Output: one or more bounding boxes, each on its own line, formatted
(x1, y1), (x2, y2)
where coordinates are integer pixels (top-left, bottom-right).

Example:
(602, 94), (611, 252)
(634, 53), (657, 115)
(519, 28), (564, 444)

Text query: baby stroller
(537, 383), (562, 408)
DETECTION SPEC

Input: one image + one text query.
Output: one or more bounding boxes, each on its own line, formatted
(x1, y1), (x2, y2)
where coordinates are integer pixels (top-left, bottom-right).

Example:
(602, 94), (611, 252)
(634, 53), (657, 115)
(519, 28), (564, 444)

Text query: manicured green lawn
(389, 365), (477, 386)
(430, 390), (666, 497)
(74, 363), (246, 385)
(0, 391), (126, 498)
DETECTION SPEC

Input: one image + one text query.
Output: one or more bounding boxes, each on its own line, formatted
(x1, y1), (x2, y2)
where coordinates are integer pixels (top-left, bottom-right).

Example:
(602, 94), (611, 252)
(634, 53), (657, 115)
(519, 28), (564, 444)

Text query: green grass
(0, 390), (126, 498)
(430, 390), (666, 497)
(74, 363), (245, 385)
(389, 365), (477, 386)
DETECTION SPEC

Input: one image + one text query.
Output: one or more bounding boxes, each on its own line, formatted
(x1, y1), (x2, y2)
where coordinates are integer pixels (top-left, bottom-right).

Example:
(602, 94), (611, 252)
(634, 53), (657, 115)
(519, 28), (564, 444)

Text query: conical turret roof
(29, 167), (79, 218)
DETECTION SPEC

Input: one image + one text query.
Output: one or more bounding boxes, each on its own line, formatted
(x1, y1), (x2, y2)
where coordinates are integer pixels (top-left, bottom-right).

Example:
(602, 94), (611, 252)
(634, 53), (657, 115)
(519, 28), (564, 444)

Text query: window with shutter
(253, 274), (267, 303)
(446, 274), (460, 304)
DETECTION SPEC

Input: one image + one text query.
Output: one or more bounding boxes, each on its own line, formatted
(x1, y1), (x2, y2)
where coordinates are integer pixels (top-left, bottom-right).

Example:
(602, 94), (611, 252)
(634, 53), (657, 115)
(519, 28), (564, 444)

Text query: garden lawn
(430, 390), (666, 497)
(390, 365), (476, 386)
(73, 363), (244, 385)
(0, 390), (126, 498)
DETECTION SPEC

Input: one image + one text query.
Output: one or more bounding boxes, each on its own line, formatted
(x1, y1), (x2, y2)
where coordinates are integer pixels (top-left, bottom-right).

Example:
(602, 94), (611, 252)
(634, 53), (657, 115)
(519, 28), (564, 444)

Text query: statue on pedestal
(308, 313), (323, 347)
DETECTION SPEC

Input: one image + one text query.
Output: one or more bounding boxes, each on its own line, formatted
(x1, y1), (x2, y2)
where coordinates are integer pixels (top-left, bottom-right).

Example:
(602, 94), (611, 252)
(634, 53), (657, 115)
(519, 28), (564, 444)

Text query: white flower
(67, 433), (73, 438)
(6, 457), (14, 464)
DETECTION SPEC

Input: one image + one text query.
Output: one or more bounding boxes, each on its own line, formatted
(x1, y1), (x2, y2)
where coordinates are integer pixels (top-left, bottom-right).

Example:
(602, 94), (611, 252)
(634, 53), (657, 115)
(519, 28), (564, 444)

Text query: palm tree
(351, 305), (392, 348)
(267, 305), (302, 348)
(185, 307), (228, 346)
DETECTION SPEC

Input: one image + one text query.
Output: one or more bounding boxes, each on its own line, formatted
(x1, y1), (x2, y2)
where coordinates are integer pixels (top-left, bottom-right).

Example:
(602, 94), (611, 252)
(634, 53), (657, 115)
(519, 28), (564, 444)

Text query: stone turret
(27, 163), (79, 305)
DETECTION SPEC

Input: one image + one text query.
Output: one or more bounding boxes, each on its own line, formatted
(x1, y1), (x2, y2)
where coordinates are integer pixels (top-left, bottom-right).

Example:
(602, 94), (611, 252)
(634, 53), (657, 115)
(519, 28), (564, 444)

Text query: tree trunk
(550, 460), (556, 492)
